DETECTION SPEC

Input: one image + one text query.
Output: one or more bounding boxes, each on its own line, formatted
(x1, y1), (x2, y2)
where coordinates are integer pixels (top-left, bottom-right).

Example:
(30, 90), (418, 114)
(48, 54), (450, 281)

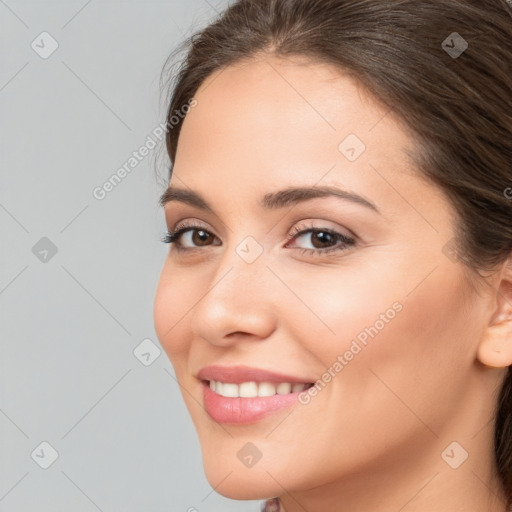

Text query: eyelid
(170, 219), (354, 241)
(287, 218), (356, 239)
(169, 218), (214, 236)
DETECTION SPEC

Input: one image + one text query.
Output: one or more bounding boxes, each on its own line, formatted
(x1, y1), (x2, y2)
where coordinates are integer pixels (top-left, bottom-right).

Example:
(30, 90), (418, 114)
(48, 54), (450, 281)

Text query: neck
(273, 444), (507, 512)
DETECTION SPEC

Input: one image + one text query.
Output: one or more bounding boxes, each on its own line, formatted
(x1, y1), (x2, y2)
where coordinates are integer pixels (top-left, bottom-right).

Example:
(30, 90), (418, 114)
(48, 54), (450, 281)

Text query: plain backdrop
(0, 1), (261, 510)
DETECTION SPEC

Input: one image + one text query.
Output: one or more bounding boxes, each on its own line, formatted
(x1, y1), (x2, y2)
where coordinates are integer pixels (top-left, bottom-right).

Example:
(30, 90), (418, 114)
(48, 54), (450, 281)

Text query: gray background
(0, 1), (261, 510)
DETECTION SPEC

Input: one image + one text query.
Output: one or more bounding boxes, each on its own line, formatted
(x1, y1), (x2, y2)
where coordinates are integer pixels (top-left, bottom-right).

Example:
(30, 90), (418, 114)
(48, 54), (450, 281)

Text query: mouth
(196, 365), (316, 424)
(200, 379), (315, 424)
(203, 379), (314, 398)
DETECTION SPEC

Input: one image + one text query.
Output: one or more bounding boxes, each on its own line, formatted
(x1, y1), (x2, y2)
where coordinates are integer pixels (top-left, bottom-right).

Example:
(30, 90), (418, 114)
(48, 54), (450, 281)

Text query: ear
(477, 254), (512, 368)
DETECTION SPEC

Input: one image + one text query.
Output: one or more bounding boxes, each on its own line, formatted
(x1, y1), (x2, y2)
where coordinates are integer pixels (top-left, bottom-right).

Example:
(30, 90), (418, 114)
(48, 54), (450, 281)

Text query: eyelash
(161, 221), (356, 256)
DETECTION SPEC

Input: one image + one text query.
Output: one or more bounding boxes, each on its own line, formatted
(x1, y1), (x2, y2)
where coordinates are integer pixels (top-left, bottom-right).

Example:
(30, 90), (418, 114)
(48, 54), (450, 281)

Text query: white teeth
(276, 382), (292, 394)
(220, 382), (238, 397)
(239, 381), (258, 397)
(258, 382), (276, 397)
(208, 380), (309, 398)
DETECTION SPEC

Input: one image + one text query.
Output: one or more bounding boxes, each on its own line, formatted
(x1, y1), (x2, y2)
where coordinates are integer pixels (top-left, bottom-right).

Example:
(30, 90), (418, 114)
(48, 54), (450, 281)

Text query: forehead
(186, 55), (390, 145)
(176, 57), (413, 170)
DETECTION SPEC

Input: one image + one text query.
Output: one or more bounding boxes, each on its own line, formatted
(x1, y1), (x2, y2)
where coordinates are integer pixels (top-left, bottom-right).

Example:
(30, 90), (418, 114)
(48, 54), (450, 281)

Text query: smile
(197, 365), (315, 424)
(207, 380), (312, 398)
(201, 380), (314, 424)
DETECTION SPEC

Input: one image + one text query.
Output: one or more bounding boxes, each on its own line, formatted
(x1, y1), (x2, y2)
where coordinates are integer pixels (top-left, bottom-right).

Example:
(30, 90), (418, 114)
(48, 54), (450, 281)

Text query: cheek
(153, 264), (193, 358)
(273, 260), (406, 356)
(284, 251), (474, 363)
(284, 258), (476, 424)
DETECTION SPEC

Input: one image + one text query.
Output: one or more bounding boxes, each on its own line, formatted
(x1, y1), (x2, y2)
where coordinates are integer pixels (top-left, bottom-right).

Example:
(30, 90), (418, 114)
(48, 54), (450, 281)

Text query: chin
(201, 453), (285, 501)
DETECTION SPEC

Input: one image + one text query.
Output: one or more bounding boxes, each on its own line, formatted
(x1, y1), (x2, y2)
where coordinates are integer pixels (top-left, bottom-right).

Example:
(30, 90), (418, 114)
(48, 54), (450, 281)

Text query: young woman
(153, 1), (512, 510)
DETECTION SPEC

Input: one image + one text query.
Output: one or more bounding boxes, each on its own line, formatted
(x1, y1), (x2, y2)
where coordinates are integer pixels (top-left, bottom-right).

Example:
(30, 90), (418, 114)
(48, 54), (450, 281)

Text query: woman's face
(153, 56), (496, 501)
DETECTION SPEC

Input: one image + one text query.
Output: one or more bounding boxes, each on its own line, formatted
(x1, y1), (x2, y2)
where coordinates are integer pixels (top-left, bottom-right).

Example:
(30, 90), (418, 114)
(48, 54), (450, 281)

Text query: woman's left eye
(161, 223), (356, 256)
(286, 225), (356, 256)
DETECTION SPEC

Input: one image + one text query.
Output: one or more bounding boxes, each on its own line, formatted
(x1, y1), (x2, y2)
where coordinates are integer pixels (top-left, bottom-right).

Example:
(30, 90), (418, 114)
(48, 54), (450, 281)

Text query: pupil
(314, 231), (333, 248)
(194, 230), (210, 245)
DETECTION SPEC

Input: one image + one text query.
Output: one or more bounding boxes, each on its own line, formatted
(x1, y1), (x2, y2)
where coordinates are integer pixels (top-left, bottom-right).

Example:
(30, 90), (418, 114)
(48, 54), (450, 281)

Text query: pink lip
(197, 365), (313, 424)
(197, 365), (312, 384)
(202, 382), (308, 424)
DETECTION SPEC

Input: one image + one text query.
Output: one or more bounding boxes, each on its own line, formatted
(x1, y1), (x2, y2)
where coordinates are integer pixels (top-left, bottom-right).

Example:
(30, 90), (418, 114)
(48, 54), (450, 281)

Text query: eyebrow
(159, 185), (380, 214)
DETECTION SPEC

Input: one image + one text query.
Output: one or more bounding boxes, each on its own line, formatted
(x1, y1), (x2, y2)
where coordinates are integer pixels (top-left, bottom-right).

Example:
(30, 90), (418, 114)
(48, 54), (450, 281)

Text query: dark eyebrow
(159, 185), (380, 214)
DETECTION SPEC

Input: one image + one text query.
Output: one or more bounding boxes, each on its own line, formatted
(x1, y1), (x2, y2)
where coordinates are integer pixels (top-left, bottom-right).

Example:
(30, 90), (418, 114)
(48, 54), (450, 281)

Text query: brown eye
(286, 225), (356, 256)
(162, 224), (219, 251)
(190, 229), (215, 246)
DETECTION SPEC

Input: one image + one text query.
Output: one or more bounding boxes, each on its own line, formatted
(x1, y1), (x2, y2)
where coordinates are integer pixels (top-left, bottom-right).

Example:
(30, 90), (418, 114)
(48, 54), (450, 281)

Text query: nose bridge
(210, 233), (271, 302)
(190, 233), (277, 341)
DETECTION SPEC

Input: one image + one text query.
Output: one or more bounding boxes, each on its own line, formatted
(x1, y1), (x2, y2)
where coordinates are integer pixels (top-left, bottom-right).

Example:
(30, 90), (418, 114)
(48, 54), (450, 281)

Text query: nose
(190, 242), (278, 347)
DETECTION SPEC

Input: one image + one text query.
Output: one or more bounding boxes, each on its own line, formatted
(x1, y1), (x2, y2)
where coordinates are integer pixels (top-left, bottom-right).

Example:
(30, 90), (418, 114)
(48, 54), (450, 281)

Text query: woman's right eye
(161, 224), (219, 252)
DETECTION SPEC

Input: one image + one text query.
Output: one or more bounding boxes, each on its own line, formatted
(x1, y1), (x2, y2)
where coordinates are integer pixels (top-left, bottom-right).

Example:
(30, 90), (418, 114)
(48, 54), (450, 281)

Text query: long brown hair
(160, 0), (512, 506)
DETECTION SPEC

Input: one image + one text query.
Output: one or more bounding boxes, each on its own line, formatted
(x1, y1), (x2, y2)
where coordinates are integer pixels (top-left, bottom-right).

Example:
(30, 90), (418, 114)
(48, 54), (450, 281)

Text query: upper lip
(197, 365), (313, 384)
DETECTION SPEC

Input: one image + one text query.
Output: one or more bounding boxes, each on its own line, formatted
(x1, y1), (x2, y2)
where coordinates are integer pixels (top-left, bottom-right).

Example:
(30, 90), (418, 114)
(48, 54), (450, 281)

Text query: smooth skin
(153, 54), (512, 512)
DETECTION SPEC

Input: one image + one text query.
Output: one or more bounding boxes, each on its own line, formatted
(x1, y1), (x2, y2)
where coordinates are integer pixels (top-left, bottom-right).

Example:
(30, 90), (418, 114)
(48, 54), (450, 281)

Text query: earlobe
(476, 255), (512, 368)
(477, 329), (512, 368)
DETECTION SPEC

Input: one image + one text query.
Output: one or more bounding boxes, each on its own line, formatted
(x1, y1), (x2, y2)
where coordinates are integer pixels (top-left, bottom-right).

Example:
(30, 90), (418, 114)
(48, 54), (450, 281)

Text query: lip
(197, 365), (314, 425)
(197, 364), (312, 384)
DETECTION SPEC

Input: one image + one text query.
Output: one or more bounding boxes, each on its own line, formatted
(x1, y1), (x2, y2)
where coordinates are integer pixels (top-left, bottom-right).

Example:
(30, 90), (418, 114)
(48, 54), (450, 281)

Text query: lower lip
(202, 381), (306, 424)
